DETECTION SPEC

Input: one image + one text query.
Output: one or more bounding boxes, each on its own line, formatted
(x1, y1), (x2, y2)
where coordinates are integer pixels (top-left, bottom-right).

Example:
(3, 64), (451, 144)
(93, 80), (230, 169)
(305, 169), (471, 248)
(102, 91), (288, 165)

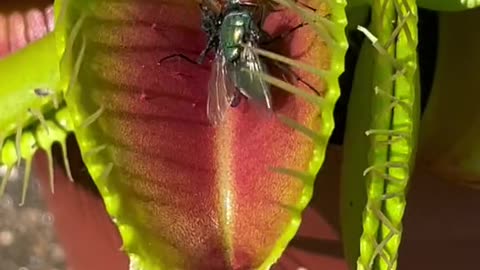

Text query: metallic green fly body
(201, 0), (272, 124)
(160, 0), (272, 124)
(160, 0), (318, 125)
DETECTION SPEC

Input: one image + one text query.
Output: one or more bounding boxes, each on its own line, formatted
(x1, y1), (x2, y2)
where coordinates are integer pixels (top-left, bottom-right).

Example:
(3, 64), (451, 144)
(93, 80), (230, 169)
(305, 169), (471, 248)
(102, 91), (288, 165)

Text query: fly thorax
(220, 13), (245, 62)
(220, 12), (248, 62)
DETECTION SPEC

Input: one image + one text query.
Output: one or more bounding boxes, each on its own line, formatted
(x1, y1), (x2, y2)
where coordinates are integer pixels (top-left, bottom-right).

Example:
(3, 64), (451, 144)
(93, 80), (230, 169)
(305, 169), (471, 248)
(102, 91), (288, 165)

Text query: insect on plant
(160, 0), (319, 125)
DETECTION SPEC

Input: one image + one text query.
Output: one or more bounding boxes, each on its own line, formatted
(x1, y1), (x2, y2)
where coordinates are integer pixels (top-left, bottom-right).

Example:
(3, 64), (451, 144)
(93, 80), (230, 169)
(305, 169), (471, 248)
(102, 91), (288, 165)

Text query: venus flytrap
(0, 28), (76, 205)
(41, 0), (349, 269)
(341, 0), (419, 270)
(0, 32), (60, 140)
(7, 1), (479, 270)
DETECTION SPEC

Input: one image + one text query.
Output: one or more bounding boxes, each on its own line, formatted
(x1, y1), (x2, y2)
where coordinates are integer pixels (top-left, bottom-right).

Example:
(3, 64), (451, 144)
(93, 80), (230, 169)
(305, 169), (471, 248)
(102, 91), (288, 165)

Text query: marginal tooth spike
(99, 162), (114, 182)
(19, 158), (33, 206)
(66, 34), (87, 97)
(357, 25), (402, 70)
(68, 13), (87, 54)
(29, 108), (50, 135)
(52, 94), (60, 109)
(15, 123), (23, 168)
(270, 60), (320, 95)
(399, 0), (413, 14)
(374, 86), (412, 114)
(244, 44), (328, 79)
(248, 69), (324, 106)
(363, 166), (405, 184)
(373, 231), (396, 261)
(61, 10), (86, 70)
(83, 144), (107, 159)
(380, 192), (403, 201)
(1, 141), (18, 199)
(365, 129), (410, 138)
(56, 0), (70, 28)
(270, 167), (314, 185)
(34, 121), (60, 192)
(392, 0), (415, 49)
(18, 133), (38, 205)
(277, 114), (323, 145)
(47, 150), (55, 193)
(278, 202), (303, 216)
(357, 25), (387, 54)
(276, 0), (335, 46)
(379, 0), (389, 23)
(371, 207), (400, 234)
(80, 106), (104, 129)
(384, 10), (411, 50)
(0, 135), (4, 152)
(0, 167), (13, 198)
(60, 141), (74, 182)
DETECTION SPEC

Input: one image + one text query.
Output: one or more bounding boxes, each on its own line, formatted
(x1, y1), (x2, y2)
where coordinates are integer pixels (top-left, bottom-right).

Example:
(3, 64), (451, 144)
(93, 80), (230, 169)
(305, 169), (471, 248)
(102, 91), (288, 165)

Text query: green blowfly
(160, 0), (272, 125)
(161, 0), (317, 124)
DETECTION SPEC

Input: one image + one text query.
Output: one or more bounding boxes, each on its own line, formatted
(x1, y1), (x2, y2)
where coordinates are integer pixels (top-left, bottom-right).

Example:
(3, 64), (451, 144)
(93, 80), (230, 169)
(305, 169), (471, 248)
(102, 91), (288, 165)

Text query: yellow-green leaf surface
(0, 32), (61, 143)
(0, 5), (72, 205)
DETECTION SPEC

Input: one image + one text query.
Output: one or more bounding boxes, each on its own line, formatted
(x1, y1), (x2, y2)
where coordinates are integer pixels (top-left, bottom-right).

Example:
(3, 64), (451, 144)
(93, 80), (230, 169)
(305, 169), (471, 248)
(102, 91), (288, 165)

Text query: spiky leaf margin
(341, 0), (420, 270)
(52, 0), (348, 269)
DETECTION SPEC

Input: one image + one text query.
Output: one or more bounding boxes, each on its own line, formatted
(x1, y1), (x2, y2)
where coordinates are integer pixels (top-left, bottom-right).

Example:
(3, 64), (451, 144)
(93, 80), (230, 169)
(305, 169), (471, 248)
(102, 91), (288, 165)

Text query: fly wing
(230, 43), (272, 109)
(206, 53), (236, 125)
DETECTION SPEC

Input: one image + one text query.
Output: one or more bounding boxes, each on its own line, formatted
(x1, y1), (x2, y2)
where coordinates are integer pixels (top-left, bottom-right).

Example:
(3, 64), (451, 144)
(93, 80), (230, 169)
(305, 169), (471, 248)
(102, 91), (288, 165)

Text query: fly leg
(196, 47), (211, 64)
(157, 53), (198, 65)
(196, 34), (217, 64)
(258, 2), (267, 29)
(255, 4), (319, 97)
(157, 25), (215, 65)
(270, 59), (320, 96)
(292, 0), (317, 11)
(158, 36), (217, 65)
(260, 22), (308, 46)
(230, 91), (243, 108)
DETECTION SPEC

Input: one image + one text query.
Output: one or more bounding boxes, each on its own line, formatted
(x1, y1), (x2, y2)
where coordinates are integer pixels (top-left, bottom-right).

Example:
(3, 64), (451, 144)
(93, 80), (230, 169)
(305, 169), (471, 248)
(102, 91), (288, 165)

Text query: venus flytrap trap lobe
(0, 17), (79, 205)
(9, 1), (477, 269)
(259, 0), (347, 148)
(0, 0), (342, 269)
(0, 105), (75, 205)
(233, 0), (347, 266)
(0, 97), (75, 201)
(351, 0), (419, 269)
(48, 0), (348, 269)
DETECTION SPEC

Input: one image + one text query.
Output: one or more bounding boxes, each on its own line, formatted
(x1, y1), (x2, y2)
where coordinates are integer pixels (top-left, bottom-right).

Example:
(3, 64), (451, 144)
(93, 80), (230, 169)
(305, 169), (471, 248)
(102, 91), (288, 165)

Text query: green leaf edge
(258, 0), (349, 269)
(356, 1), (420, 270)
